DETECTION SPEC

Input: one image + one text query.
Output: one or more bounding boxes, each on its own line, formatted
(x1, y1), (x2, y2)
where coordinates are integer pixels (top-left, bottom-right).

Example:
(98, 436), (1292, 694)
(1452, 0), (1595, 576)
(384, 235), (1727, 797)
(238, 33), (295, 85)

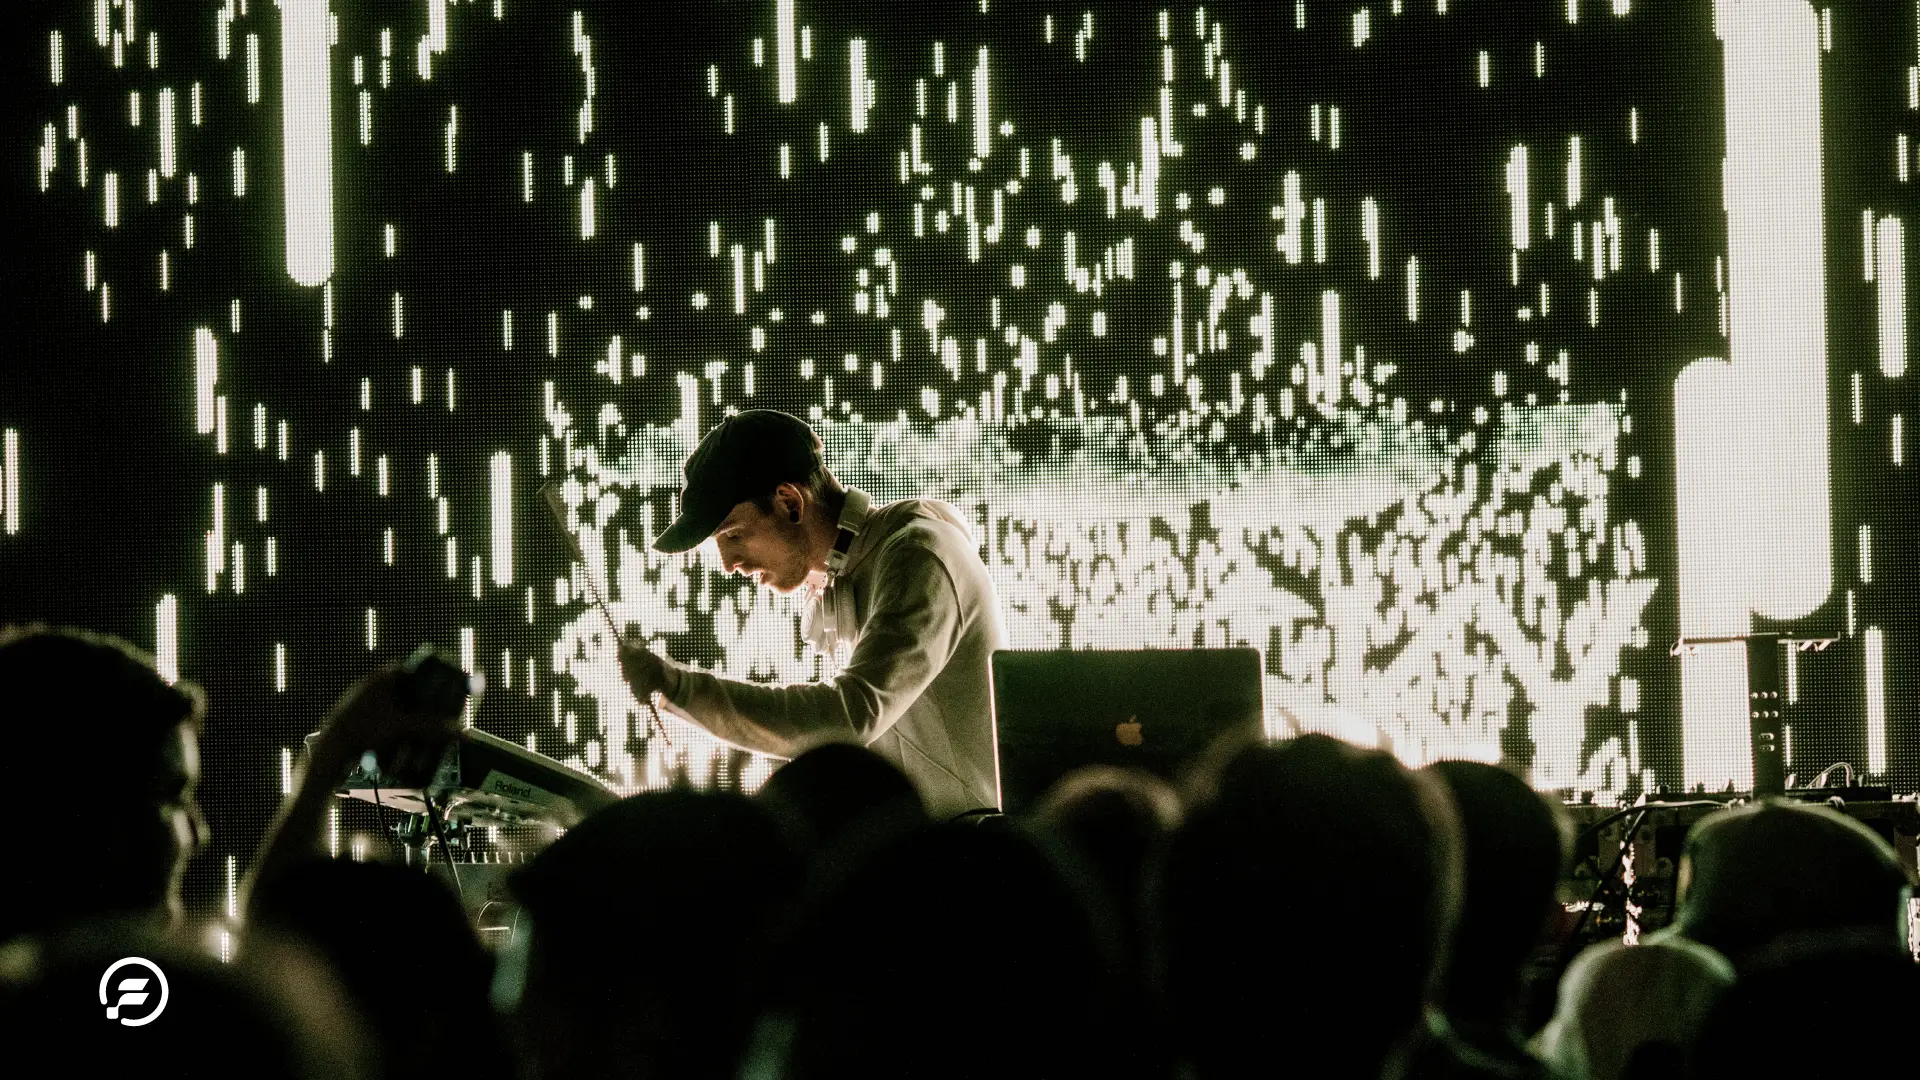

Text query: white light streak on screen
(1362, 197), (1381, 279)
(280, 0), (333, 286)
(1877, 216), (1906, 378)
(732, 244), (747, 313)
(1, 429), (17, 536)
(247, 33), (260, 104)
(1673, 358), (1753, 791)
(973, 47), (991, 159)
(194, 329), (216, 434)
(209, 483), (226, 593)
(1865, 626), (1887, 776)
(1320, 290), (1342, 406)
(844, 38), (867, 132)
(155, 595), (179, 685)
(460, 627), (477, 728)
(157, 87), (175, 178)
(776, 0), (797, 104)
(1717, 0), (1830, 621)
(36, 124), (54, 192)
(491, 451), (514, 587)
(1507, 145), (1531, 250)
(1567, 133), (1582, 206)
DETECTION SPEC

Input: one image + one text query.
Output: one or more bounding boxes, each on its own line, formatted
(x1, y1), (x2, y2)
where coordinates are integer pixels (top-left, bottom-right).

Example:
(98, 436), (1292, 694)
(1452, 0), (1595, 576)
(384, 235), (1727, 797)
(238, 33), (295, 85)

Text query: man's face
(711, 497), (814, 593)
(151, 724), (209, 919)
(76, 722), (208, 927)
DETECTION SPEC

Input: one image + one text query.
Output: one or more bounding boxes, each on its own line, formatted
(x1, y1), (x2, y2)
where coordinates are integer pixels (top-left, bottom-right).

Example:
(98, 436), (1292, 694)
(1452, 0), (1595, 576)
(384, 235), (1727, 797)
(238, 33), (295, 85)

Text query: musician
(617, 409), (1003, 819)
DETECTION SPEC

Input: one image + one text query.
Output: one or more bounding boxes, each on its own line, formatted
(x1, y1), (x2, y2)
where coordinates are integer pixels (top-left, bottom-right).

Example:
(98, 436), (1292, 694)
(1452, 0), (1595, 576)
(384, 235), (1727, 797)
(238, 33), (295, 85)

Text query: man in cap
(617, 410), (1003, 819)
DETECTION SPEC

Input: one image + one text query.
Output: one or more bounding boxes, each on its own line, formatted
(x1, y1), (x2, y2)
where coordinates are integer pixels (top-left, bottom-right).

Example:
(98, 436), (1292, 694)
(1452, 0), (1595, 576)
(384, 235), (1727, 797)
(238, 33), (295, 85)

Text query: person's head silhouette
(1, 625), (208, 943)
(1154, 733), (1463, 1080)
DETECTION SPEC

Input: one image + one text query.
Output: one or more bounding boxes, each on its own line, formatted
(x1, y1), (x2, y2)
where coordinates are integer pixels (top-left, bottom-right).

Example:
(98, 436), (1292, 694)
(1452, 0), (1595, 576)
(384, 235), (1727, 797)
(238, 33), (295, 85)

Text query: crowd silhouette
(2, 624), (1914, 1079)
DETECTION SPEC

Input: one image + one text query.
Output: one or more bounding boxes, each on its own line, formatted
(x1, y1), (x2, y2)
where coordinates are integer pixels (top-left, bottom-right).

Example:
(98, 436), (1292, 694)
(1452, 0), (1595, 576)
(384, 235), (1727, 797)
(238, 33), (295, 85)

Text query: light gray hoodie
(657, 492), (1004, 819)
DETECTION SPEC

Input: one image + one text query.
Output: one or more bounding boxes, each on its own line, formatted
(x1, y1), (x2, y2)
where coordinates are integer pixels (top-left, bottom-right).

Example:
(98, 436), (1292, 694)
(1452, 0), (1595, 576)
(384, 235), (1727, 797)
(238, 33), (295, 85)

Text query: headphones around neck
(826, 488), (872, 576)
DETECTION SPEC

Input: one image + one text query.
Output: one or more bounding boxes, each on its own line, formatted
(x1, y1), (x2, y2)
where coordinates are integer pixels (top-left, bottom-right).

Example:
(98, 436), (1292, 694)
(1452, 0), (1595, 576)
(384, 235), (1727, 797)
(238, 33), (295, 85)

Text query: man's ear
(772, 482), (807, 522)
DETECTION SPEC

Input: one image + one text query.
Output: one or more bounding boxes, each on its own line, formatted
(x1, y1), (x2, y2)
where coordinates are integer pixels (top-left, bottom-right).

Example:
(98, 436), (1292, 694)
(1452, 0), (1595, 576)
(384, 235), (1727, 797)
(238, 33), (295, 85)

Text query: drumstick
(538, 481), (672, 746)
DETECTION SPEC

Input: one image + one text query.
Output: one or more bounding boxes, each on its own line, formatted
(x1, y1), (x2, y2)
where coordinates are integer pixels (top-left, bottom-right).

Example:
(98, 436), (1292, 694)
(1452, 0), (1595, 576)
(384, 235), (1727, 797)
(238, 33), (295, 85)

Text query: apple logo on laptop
(1115, 717), (1144, 747)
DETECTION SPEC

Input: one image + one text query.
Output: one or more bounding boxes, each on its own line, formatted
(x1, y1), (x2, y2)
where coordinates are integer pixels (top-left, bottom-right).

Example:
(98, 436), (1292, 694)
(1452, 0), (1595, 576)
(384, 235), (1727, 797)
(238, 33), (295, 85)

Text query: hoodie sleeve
(654, 534), (964, 757)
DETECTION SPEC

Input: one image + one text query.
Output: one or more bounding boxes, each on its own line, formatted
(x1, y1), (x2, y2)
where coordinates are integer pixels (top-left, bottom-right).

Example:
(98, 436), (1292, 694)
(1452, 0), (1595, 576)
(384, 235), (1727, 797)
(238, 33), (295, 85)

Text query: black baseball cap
(653, 410), (824, 553)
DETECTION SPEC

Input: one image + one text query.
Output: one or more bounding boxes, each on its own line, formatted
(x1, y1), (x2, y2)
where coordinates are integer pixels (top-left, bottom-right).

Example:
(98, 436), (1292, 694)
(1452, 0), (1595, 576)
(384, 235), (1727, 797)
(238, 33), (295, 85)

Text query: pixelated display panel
(3, 1), (1915, 925)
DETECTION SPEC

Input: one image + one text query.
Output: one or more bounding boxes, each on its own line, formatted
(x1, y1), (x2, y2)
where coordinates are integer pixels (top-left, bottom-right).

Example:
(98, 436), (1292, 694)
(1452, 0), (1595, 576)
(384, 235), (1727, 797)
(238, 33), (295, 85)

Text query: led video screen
(3, 0), (1914, 925)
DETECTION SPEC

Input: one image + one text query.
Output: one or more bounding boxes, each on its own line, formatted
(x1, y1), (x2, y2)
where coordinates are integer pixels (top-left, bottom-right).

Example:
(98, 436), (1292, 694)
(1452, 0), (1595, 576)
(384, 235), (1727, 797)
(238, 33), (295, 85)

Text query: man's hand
(248, 666), (466, 893)
(619, 641), (680, 702)
(308, 667), (463, 787)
